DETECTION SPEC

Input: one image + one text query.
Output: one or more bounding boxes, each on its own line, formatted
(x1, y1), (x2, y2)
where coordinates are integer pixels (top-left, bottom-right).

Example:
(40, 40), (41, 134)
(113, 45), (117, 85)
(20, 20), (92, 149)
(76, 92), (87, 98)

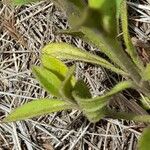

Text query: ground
(0, 0), (150, 150)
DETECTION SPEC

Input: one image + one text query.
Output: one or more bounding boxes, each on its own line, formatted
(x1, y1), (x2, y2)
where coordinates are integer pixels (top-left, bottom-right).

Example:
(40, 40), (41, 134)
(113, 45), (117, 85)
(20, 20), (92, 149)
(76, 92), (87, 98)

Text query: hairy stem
(106, 108), (150, 123)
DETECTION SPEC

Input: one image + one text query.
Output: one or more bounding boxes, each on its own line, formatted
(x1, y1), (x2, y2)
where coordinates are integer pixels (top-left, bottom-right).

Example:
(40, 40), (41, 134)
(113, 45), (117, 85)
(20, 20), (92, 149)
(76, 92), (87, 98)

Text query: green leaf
(41, 54), (76, 86)
(78, 27), (141, 84)
(32, 66), (62, 97)
(42, 42), (128, 76)
(102, 80), (134, 98)
(72, 79), (105, 122)
(138, 127), (150, 150)
(72, 80), (134, 122)
(73, 80), (133, 112)
(3, 99), (72, 122)
(41, 54), (68, 81)
(59, 66), (75, 102)
(73, 92), (108, 113)
(72, 79), (92, 99)
(142, 64), (150, 81)
(72, 90), (107, 122)
(79, 26), (126, 71)
(120, 0), (143, 71)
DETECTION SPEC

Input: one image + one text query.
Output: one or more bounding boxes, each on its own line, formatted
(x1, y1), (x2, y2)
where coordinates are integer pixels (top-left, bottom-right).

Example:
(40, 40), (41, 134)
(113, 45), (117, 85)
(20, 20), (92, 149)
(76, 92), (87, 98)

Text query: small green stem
(105, 38), (150, 95)
(106, 108), (150, 123)
(106, 38), (141, 84)
(121, 0), (144, 72)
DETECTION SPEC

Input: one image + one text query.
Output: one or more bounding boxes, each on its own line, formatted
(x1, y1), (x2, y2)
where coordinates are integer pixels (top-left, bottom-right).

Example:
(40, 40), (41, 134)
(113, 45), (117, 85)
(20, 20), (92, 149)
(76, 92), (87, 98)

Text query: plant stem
(105, 38), (150, 95)
(107, 38), (141, 83)
(121, 0), (144, 72)
(106, 37), (150, 94)
(105, 108), (150, 123)
(80, 27), (150, 94)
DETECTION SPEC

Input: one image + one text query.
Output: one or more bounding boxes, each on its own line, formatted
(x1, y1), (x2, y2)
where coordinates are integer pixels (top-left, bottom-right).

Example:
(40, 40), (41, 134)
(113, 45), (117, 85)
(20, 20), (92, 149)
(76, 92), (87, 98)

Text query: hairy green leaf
(72, 80), (133, 122)
(73, 80), (132, 112)
(41, 54), (76, 86)
(79, 26), (142, 84)
(73, 81), (133, 109)
(32, 66), (62, 97)
(102, 80), (134, 98)
(41, 54), (68, 81)
(42, 42), (128, 75)
(3, 99), (72, 122)
(138, 127), (150, 150)
(72, 81), (107, 122)
(79, 27), (126, 71)
(73, 91), (108, 113)
(73, 92), (107, 122)
(73, 79), (92, 99)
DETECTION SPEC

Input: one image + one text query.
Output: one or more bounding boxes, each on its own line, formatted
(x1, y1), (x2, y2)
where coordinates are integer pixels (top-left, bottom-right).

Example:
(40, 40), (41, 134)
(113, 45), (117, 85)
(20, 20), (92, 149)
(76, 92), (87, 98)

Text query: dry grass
(0, 0), (150, 149)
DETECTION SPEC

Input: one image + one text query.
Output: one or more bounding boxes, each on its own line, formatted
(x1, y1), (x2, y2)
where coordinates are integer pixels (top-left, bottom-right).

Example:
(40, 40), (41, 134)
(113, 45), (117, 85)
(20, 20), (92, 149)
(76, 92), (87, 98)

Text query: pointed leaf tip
(3, 99), (72, 122)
